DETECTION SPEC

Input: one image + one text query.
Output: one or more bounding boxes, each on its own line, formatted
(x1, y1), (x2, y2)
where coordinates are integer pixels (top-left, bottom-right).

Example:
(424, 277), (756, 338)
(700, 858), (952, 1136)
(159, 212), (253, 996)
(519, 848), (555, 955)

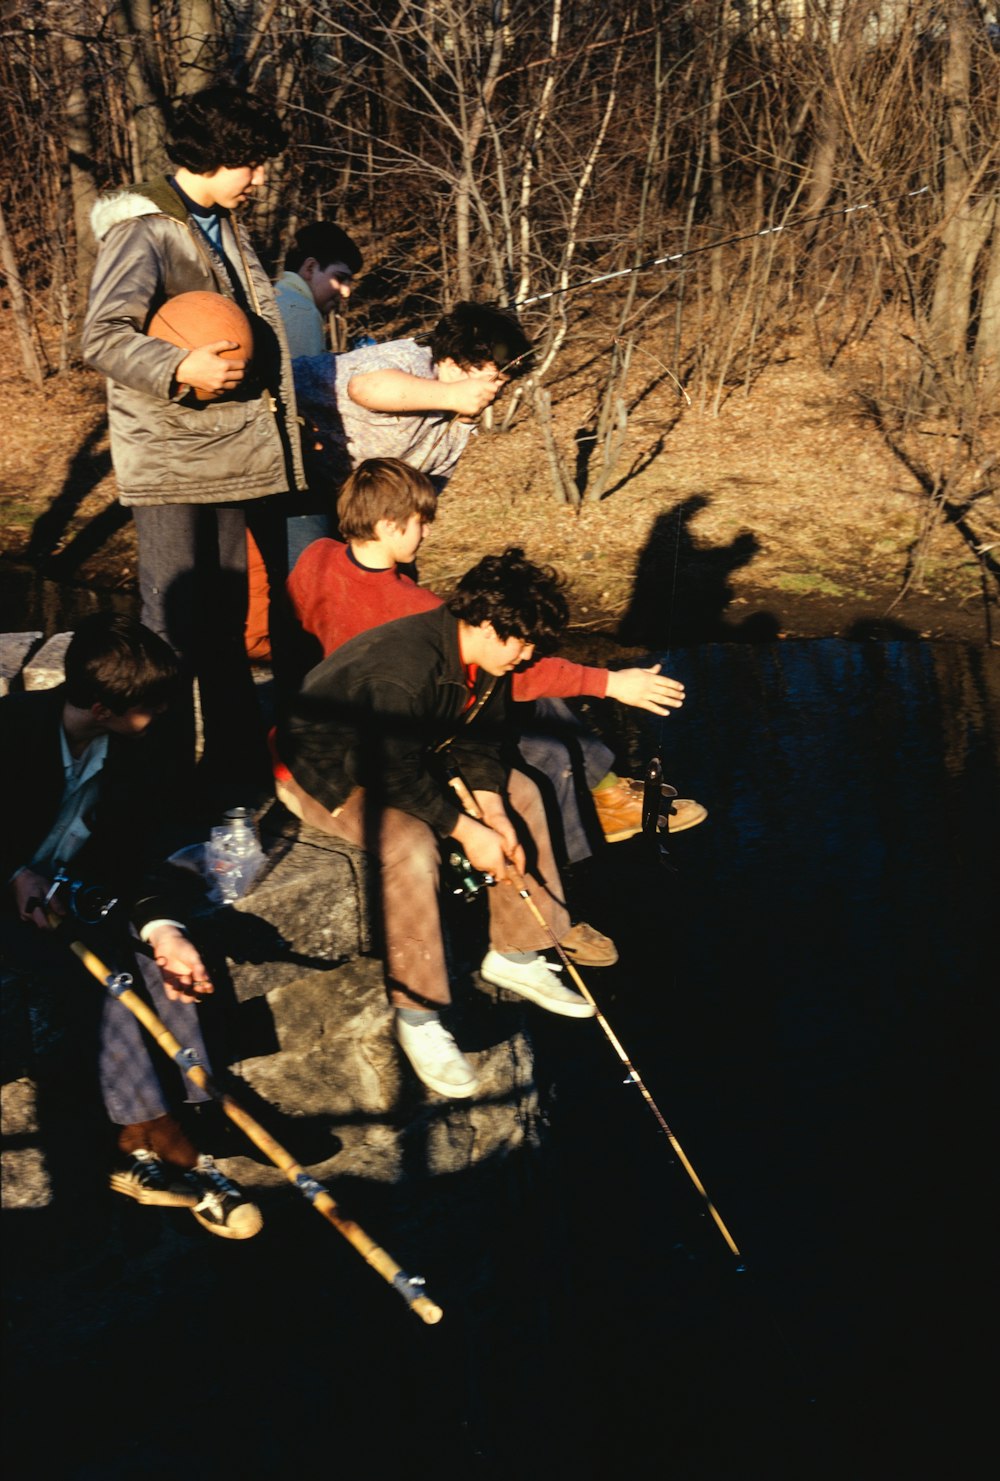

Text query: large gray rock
(2, 803), (543, 1213)
(21, 631), (72, 690)
(201, 814), (376, 997)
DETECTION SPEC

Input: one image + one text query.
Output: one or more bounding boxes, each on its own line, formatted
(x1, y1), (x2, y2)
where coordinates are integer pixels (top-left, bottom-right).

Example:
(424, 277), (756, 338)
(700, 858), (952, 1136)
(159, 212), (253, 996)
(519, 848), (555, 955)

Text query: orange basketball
(147, 292), (254, 400)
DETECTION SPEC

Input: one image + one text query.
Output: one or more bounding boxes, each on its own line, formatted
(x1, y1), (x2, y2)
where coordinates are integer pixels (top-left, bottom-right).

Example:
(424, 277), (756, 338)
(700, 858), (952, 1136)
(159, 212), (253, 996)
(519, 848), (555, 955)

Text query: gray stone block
(223, 958), (542, 1186)
(0, 632), (43, 695)
(183, 820), (376, 1001)
(1, 806), (544, 1210)
(22, 632), (72, 690)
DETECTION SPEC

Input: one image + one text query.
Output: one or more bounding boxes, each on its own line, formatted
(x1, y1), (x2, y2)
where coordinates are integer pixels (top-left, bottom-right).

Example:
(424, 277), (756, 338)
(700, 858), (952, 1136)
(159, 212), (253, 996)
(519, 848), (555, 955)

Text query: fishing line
(411, 189), (934, 475)
(515, 186), (931, 307)
(445, 769), (741, 1259)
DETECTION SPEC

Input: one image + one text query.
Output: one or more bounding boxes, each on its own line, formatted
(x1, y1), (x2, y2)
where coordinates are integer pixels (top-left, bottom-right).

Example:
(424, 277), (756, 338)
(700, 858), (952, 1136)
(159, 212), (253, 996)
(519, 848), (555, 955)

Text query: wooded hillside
(2, 2), (997, 634)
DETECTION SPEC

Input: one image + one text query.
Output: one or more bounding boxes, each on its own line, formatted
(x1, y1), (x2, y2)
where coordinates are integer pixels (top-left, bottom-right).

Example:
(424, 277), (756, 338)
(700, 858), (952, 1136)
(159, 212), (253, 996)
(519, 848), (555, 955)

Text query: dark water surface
(4, 636), (996, 1479)
(539, 637), (998, 1478)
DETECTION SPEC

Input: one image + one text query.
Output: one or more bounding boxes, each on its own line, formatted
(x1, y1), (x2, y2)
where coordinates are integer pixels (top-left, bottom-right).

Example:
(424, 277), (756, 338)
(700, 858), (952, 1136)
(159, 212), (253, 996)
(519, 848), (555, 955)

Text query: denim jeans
(0, 917), (212, 1126)
(515, 697), (614, 865)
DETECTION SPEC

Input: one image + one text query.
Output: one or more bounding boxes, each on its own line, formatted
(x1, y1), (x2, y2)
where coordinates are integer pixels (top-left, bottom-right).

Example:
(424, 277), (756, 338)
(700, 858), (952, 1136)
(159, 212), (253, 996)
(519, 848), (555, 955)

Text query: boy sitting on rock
(0, 613), (261, 1239)
(275, 547), (616, 1097)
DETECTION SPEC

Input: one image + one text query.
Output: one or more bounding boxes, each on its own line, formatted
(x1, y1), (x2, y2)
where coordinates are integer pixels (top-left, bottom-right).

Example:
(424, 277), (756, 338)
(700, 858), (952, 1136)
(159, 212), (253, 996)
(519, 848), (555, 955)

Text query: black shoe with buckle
(184, 1155), (263, 1240)
(109, 1148), (198, 1208)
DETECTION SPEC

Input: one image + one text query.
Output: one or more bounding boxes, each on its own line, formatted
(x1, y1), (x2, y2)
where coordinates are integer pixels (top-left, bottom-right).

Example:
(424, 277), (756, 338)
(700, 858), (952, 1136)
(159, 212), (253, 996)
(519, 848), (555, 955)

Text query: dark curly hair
(285, 222), (363, 276)
(425, 302), (533, 378)
(166, 85), (287, 172)
(447, 547), (568, 654)
(64, 613), (180, 714)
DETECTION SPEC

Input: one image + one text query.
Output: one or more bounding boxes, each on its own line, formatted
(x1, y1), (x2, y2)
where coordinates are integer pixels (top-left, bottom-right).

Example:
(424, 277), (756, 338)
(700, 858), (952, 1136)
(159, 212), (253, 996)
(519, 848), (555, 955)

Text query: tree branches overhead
(2, 2), (998, 492)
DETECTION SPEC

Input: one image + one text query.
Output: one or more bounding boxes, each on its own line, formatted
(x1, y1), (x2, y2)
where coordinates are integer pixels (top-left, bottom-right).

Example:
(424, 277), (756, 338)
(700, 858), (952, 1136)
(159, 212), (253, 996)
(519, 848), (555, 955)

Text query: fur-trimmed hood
(90, 177), (186, 242)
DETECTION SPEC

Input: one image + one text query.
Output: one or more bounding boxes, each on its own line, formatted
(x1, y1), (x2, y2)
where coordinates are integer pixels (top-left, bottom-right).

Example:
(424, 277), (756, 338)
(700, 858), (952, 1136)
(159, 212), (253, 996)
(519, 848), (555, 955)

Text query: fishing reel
(44, 866), (119, 925)
(446, 849), (495, 903)
(641, 756), (678, 873)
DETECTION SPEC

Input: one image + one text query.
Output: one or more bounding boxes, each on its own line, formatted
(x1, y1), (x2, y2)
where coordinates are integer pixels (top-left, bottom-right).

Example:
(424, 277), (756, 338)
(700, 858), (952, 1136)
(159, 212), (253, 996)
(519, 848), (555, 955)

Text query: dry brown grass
(1, 301), (995, 645)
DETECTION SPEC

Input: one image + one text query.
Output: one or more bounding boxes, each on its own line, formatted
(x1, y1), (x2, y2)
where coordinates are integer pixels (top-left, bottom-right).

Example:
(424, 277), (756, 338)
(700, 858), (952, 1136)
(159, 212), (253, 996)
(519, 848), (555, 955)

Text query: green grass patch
(0, 504), (39, 529)
(772, 571), (855, 598)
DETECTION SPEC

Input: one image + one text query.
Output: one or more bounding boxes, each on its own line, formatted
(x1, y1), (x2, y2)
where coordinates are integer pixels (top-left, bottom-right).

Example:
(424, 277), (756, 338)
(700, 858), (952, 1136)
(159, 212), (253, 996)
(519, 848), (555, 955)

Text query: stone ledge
(183, 814), (376, 1002)
(22, 632), (72, 690)
(0, 633), (43, 695)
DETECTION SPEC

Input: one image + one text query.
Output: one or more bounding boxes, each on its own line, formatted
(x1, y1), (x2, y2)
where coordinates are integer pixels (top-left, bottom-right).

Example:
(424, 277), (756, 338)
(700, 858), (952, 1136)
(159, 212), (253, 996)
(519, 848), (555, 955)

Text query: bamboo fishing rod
(447, 770), (743, 1263)
(64, 930), (443, 1324)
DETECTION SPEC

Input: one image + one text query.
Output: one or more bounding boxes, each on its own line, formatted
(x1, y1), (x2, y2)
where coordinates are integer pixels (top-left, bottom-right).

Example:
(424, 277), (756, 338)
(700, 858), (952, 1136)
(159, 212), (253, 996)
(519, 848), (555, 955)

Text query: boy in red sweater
(285, 458), (706, 856)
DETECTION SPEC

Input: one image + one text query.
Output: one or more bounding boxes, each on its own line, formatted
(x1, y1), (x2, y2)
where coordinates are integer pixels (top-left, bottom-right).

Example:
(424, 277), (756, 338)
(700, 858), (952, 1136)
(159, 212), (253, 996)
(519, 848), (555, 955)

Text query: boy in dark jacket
(1, 614), (261, 1239)
(82, 83), (304, 809)
(277, 548), (605, 1099)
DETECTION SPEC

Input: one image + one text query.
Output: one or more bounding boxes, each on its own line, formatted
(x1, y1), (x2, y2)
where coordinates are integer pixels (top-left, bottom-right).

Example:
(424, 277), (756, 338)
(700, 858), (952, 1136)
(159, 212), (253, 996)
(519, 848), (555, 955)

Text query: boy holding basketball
(82, 83), (304, 812)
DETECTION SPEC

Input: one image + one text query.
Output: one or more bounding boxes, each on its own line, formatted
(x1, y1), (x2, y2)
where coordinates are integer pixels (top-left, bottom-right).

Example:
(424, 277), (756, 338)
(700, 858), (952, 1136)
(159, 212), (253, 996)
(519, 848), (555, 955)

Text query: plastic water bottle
(207, 808), (265, 904)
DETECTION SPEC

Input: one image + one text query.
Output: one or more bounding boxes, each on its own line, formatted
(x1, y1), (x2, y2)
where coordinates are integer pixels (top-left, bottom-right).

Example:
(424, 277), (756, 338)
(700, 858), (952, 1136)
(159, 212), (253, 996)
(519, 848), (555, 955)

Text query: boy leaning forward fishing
(275, 547), (637, 1099)
(284, 457), (706, 856)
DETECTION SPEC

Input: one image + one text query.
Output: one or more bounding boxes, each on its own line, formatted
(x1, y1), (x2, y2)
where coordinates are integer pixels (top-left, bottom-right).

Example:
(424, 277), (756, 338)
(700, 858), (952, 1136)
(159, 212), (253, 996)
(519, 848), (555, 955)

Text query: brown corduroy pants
(277, 768), (571, 1007)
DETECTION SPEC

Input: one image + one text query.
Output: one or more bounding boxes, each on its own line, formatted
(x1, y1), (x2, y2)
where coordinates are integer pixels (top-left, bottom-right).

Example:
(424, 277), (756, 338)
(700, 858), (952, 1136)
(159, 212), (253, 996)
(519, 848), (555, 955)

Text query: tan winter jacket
(82, 176), (303, 506)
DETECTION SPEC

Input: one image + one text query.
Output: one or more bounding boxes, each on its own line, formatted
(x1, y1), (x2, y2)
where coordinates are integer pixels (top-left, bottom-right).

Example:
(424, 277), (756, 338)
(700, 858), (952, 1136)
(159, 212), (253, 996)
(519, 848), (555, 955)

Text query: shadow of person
(617, 495), (763, 646)
(157, 556), (274, 811)
(26, 419), (114, 565)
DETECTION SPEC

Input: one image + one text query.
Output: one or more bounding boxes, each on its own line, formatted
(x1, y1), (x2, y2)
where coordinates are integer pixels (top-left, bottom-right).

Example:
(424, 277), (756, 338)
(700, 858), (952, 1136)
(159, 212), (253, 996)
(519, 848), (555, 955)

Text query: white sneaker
(480, 950), (595, 1019)
(395, 1015), (480, 1098)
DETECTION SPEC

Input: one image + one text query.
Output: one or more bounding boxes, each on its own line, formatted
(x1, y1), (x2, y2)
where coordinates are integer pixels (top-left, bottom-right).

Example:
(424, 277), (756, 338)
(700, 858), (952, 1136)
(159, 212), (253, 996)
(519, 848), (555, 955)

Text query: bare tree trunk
(799, 1), (868, 238)
(177, 0), (221, 90)
(453, 1), (505, 299)
(922, 3), (996, 401)
(972, 201), (1000, 402)
(110, 1), (169, 171)
(707, 2), (731, 302)
(0, 198), (45, 386)
(60, 11), (101, 333)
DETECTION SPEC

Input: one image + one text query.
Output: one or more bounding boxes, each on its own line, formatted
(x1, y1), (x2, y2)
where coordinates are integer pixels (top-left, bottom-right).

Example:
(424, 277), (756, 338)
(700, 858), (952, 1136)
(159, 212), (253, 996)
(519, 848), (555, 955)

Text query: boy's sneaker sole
(185, 1156), (264, 1240)
(191, 1198), (264, 1240)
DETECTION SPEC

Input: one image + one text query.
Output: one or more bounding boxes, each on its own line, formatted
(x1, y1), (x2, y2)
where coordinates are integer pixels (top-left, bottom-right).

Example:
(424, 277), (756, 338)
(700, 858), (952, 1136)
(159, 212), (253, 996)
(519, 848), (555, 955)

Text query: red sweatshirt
(287, 539), (610, 701)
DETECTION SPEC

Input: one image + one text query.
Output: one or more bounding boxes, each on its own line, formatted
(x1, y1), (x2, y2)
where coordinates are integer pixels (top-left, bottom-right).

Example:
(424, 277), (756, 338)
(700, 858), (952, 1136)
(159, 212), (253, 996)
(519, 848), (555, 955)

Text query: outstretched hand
(605, 664), (686, 716)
